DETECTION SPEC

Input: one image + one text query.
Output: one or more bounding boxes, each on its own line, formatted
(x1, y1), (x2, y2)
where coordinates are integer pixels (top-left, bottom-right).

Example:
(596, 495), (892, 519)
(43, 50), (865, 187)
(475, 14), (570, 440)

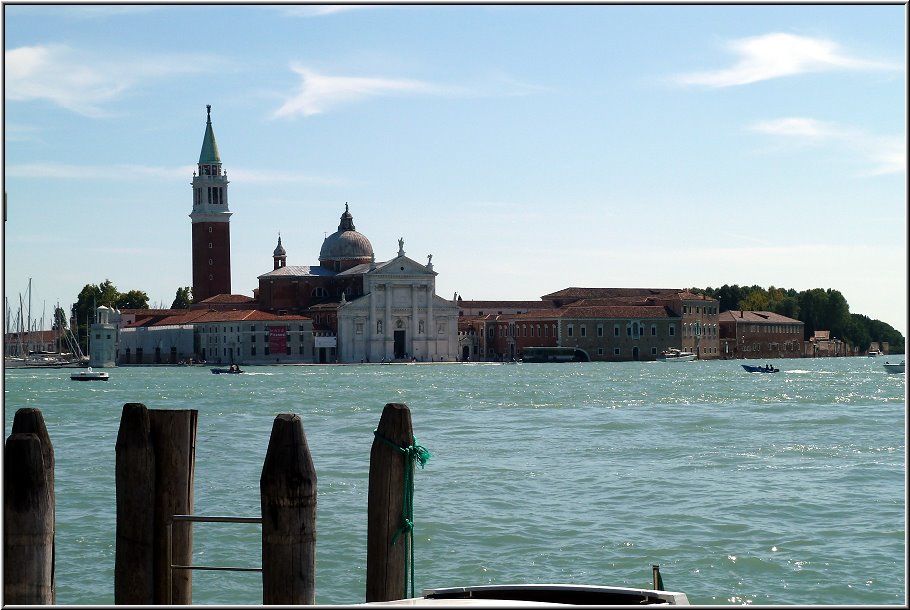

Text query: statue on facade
(398, 237), (405, 257)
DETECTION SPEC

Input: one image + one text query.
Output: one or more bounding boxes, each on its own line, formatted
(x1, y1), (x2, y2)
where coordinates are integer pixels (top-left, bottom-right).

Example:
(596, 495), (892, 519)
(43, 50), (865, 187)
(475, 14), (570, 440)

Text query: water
(3, 358), (905, 605)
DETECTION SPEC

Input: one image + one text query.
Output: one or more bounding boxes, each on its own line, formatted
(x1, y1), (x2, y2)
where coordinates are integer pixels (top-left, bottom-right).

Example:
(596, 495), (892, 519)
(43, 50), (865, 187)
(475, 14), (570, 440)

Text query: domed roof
(319, 204), (373, 262)
(273, 235), (286, 257)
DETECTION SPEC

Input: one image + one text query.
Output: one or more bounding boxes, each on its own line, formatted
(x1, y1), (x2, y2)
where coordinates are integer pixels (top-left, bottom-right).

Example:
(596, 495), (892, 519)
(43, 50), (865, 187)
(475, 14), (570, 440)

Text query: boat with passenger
(882, 360), (905, 374)
(211, 365), (243, 374)
(742, 364), (779, 373)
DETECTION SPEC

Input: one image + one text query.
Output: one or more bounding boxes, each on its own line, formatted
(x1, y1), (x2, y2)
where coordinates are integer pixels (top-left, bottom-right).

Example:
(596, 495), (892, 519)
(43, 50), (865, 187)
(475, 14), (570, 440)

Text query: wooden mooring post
(366, 403), (414, 603)
(114, 404), (197, 605)
(260, 413), (317, 605)
(4, 407), (55, 605)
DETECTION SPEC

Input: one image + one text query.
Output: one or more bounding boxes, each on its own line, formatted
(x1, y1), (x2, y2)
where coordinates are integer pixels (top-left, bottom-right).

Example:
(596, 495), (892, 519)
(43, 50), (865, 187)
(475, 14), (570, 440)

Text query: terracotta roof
(718, 310), (803, 324)
(550, 305), (675, 319)
(541, 287), (680, 300)
(458, 300), (553, 310)
(151, 309), (310, 326)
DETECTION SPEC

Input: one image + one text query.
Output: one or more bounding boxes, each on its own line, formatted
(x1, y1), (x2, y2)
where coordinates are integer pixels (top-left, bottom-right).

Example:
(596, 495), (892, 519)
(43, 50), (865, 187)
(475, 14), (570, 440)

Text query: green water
(3, 358), (906, 605)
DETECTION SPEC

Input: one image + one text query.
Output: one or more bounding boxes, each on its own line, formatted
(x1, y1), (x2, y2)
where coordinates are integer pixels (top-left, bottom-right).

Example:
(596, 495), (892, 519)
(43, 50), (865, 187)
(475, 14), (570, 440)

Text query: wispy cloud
(674, 32), (899, 87)
(273, 65), (465, 118)
(5, 44), (223, 117)
(749, 117), (905, 176)
(4, 163), (343, 185)
(279, 5), (377, 17)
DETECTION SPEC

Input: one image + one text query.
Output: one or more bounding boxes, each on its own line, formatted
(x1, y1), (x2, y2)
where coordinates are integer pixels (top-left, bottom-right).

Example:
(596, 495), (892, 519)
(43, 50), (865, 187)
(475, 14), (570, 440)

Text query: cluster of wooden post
(4, 401), (418, 605)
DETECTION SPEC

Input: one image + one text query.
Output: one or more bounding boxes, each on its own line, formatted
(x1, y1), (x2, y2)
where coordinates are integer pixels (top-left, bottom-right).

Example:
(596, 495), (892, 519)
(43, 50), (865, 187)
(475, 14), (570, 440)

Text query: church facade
(256, 206), (459, 363)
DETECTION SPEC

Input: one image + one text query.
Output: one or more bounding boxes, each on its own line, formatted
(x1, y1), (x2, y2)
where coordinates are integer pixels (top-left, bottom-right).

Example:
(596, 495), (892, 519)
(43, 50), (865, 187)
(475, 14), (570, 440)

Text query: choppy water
(3, 357), (906, 605)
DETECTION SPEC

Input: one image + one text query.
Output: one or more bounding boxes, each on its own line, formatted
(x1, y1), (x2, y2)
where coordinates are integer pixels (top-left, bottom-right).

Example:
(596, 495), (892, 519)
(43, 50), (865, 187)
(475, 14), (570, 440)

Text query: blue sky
(3, 4), (907, 335)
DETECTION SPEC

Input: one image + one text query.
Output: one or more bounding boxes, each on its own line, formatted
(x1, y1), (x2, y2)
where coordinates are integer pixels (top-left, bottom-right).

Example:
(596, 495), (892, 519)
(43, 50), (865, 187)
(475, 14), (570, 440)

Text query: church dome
(319, 204), (373, 265)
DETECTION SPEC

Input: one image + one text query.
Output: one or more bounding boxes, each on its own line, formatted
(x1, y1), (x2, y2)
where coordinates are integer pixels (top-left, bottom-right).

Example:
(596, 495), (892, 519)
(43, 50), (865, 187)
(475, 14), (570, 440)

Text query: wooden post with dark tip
(260, 413), (317, 605)
(148, 409), (198, 605)
(9, 407), (56, 604)
(114, 403), (156, 604)
(4, 432), (54, 604)
(366, 403), (413, 602)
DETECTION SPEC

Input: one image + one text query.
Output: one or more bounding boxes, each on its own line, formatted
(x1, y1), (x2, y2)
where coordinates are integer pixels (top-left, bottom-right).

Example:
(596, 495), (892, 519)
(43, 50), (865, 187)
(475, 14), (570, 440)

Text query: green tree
(116, 290), (150, 310)
(171, 287), (193, 309)
(71, 279), (149, 353)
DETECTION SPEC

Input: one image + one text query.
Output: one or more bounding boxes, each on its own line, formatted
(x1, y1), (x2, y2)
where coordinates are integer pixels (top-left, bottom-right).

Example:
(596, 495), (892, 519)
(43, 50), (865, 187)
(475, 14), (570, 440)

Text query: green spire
(198, 104), (221, 165)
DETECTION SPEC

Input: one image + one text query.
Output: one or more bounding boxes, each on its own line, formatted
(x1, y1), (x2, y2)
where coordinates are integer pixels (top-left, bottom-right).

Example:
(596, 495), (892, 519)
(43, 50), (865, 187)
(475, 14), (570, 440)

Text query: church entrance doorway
(394, 330), (406, 359)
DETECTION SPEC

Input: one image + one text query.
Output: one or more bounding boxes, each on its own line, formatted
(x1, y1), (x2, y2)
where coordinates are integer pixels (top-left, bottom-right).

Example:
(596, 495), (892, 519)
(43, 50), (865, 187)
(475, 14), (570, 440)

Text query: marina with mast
(4, 279), (88, 368)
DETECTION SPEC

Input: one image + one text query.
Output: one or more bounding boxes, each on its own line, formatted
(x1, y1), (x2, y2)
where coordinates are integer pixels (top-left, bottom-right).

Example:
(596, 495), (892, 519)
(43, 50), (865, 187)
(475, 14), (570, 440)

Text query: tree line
(693, 284), (905, 354)
(69, 280), (191, 353)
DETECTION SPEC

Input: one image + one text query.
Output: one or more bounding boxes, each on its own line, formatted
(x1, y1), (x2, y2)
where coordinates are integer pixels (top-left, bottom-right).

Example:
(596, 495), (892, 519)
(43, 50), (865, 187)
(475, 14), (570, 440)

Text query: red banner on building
(269, 326), (287, 354)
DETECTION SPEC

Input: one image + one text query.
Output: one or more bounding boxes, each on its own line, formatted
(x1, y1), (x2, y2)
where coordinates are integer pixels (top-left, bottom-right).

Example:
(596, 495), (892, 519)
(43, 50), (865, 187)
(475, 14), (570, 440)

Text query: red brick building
(718, 310), (804, 360)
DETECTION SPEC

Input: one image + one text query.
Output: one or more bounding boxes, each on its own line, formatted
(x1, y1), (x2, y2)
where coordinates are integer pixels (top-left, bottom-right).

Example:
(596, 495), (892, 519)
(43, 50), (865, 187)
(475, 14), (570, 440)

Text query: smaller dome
(273, 235), (286, 257)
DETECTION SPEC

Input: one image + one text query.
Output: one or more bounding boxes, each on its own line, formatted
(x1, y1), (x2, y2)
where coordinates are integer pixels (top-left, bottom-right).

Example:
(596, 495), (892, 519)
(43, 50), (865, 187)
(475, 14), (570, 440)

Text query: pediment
(372, 256), (434, 276)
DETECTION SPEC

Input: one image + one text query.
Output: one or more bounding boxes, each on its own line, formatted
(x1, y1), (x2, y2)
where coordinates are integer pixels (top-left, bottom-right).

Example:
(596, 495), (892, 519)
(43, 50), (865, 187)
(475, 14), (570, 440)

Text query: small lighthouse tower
(190, 105), (232, 303)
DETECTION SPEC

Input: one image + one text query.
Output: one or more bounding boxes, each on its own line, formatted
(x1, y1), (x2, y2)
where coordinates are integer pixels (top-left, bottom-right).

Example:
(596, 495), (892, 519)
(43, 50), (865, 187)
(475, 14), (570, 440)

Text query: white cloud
(4, 163), (343, 185)
(675, 32), (899, 87)
(280, 5), (377, 17)
(5, 44), (223, 117)
(273, 65), (461, 118)
(748, 117), (905, 176)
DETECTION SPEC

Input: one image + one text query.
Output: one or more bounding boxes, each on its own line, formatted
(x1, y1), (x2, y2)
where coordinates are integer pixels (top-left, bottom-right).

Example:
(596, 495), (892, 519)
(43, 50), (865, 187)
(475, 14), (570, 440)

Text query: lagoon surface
(3, 357), (906, 605)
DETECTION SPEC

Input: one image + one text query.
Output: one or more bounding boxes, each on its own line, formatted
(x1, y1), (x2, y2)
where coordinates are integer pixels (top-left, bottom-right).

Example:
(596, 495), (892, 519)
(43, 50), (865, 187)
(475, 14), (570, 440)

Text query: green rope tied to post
(373, 429), (431, 599)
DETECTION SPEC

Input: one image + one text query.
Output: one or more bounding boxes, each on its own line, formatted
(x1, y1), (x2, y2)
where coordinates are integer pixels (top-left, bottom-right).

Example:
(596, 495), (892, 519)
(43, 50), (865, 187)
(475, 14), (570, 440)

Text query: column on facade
(369, 285), (377, 361)
(427, 287), (434, 357)
(411, 284), (418, 358)
(385, 283), (392, 358)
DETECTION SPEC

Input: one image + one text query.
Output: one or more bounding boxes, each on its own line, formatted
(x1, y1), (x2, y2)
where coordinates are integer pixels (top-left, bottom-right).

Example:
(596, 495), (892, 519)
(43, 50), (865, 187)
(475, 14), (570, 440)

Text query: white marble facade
(337, 250), (458, 363)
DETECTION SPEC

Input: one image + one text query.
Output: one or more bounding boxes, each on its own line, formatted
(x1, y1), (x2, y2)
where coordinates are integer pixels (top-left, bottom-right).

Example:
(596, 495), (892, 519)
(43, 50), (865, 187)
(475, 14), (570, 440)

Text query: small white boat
(867, 350), (882, 357)
(70, 367), (109, 381)
(882, 360), (905, 374)
(657, 349), (697, 362)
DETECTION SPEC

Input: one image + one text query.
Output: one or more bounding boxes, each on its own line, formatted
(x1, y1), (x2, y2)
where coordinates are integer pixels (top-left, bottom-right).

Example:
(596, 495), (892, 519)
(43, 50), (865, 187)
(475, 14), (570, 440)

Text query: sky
(3, 3), (907, 336)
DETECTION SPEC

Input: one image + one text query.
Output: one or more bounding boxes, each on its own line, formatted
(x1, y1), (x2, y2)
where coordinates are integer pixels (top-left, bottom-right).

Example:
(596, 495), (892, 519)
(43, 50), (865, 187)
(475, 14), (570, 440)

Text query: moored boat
(742, 364), (779, 373)
(882, 360), (905, 374)
(657, 349), (696, 362)
(70, 367), (109, 381)
(363, 583), (689, 606)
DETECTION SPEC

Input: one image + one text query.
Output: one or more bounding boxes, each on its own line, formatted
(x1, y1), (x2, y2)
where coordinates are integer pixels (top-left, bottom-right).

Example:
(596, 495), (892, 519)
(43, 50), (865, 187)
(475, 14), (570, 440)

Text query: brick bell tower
(190, 105), (232, 303)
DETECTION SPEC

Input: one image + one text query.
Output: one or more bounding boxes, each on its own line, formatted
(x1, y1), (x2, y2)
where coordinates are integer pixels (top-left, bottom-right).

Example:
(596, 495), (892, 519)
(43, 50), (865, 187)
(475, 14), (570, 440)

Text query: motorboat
(70, 367), (109, 381)
(867, 350), (882, 357)
(211, 366), (243, 374)
(882, 360), (905, 374)
(657, 349), (697, 362)
(742, 364), (779, 373)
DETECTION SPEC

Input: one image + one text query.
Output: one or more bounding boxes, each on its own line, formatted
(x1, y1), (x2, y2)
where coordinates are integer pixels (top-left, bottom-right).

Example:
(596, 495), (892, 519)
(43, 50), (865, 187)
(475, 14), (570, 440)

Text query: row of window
(743, 324), (802, 334)
(683, 323), (718, 338)
(682, 304), (718, 315)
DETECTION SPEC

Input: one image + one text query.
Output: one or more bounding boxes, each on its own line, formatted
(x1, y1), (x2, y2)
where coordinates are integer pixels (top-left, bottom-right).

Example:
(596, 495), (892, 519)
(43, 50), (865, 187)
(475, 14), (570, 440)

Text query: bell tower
(190, 105), (232, 303)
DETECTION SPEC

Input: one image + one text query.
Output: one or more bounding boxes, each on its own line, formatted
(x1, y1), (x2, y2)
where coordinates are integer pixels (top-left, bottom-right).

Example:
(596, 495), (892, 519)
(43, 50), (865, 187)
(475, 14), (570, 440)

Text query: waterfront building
(190, 105), (232, 303)
(458, 288), (721, 362)
(718, 310), (805, 360)
(118, 307), (313, 365)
